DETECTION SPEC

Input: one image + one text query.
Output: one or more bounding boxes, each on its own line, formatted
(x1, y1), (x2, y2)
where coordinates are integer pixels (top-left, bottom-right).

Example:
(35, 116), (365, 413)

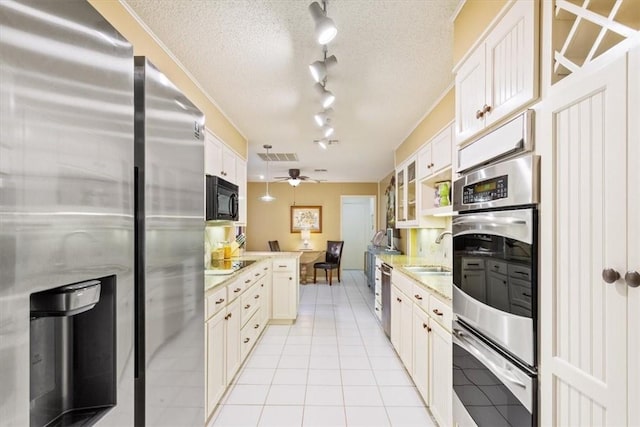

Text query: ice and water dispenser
(30, 276), (116, 426)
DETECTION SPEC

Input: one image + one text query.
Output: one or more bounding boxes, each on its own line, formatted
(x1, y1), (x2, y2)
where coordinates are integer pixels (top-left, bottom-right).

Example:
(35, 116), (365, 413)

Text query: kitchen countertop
(204, 252), (303, 292)
(376, 254), (453, 302)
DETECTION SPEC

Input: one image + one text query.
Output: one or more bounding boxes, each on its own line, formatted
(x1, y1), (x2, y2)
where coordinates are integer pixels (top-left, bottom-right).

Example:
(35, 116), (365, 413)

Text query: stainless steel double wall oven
(452, 152), (539, 427)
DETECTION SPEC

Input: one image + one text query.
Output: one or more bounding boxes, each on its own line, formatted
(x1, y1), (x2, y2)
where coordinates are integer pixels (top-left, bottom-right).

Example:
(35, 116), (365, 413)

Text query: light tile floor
(210, 270), (437, 427)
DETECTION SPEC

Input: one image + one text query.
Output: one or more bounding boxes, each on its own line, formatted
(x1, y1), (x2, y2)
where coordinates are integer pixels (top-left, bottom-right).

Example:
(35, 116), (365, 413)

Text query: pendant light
(260, 144), (275, 202)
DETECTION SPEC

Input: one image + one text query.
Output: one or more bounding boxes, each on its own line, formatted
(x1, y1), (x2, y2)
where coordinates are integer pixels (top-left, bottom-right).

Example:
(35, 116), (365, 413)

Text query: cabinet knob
(397, 297), (402, 302)
(234, 288), (242, 292)
(244, 304), (251, 309)
(215, 298), (225, 305)
(602, 268), (620, 284)
(254, 324), (260, 329)
(244, 338), (250, 343)
(254, 294), (260, 299)
(625, 271), (640, 288)
(476, 109), (484, 119)
(482, 104), (492, 114)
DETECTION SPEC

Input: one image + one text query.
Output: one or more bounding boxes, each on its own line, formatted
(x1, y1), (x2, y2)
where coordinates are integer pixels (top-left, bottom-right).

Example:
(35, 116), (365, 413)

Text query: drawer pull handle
(475, 109), (484, 119)
(234, 288), (242, 293)
(522, 292), (531, 297)
(245, 279), (251, 284)
(255, 273), (260, 277)
(414, 294), (423, 300)
(215, 298), (225, 305)
(244, 338), (250, 344)
(254, 295), (260, 299)
(482, 104), (492, 114)
(396, 297), (402, 302)
(514, 271), (529, 276)
(432, 309), (443, 316)
(423, 323), (432, 332)
(278, 265), (287, 268)
(244, 304), (251, 309)
(254, 324), (260, 329)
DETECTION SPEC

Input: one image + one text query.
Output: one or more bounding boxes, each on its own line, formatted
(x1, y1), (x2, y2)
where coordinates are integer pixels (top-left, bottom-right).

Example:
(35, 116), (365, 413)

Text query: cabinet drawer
(241, 284), (261, 327)
(508, 264), (532, 281)
(392, 270), (414, 297)
(272, 258), (296, 272)
(241, 309), (261, 360)
(487, 260), (508, 275)
(428, 295), (452, 332)
(412, 284), (429, 313)
(462, 258), (485, 270)
(205, 286), (227, 321)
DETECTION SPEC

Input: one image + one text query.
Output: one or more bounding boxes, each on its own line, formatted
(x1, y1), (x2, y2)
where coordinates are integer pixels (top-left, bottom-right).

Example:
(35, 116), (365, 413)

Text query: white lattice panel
(552, 0), (640, 83)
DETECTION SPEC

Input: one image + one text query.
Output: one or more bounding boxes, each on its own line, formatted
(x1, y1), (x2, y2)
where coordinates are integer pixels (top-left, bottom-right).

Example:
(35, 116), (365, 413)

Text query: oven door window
(453, 322), (535, 427)
(453, 208), (536, 318)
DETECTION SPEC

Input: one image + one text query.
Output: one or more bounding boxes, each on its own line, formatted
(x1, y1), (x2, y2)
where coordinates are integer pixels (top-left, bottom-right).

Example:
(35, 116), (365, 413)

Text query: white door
(341, 196), (375, 270)
(539, 54), (628, 426)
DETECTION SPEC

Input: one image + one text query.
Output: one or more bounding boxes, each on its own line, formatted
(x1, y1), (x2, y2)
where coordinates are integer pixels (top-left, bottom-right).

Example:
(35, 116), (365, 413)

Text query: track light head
(308, 55), (337, 83)
(309, 1), (337, 45)
(313, 108), (333, 127)
(313, 82), (335, 108)
(322, 124), (334, 138)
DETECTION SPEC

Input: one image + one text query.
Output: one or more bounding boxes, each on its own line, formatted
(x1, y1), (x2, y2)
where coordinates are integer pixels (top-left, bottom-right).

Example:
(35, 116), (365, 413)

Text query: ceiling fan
(273, 169), (323, 186)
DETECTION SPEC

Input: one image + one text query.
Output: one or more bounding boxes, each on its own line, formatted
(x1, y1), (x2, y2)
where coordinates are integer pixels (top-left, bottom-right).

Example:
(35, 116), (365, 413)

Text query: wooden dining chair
(268, 240), (281, 251)
(313, 240), (344, 285)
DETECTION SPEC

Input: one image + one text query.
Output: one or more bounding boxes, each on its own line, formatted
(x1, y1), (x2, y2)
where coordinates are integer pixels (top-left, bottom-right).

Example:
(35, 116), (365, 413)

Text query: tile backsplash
(414, 219), (452, 267)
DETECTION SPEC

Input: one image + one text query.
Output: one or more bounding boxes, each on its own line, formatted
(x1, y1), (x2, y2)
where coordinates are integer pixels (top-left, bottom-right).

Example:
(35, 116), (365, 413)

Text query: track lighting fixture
(309, 52), (337, 83)
(313, 108), (333, 127)
(308, 1), (337, 45)
(314, 82), (335, 108)
(259, 144), (275, 202)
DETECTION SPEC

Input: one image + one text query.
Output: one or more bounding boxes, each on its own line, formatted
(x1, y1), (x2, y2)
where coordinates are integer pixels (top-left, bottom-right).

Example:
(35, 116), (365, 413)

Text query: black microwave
(206, 175), (239, 221)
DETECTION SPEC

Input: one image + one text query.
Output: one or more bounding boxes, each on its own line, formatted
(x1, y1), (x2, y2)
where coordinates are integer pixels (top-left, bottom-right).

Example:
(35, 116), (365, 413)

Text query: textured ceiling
(123, 0), (460, 183)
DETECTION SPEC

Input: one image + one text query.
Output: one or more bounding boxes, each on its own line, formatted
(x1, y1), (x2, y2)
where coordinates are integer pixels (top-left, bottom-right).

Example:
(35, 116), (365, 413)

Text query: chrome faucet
(435, 230), (452, 244)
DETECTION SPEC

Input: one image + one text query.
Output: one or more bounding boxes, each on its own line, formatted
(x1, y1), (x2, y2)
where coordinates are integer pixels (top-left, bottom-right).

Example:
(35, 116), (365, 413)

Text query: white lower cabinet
(205, 309), (226, 416)
(429, 318), (452, 427)
(412, 305), (431, 404)
(271, 257), (299, 321)
(204, 260), (273, 422)
(391, 270), (452, 427)
(224, 298), (241, 383)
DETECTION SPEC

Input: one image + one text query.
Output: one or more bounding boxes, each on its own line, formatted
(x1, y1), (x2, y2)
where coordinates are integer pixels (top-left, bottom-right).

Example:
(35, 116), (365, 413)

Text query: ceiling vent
(314, 168), (328, 173)
(258, 152), (299, 162)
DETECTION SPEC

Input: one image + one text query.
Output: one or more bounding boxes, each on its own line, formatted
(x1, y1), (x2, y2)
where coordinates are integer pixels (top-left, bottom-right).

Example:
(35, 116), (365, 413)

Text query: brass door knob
(625, 271), (640, 288)
(602, 268), (620, 284)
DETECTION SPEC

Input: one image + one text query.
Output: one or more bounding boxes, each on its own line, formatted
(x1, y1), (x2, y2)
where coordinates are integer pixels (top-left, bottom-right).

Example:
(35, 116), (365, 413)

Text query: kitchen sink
(402, 265), (452, 275)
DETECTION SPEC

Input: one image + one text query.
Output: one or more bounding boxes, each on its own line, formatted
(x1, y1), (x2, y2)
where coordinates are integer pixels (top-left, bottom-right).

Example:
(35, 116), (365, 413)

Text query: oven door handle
(453, 328), (527, 389)
(453, 216), (527, 226)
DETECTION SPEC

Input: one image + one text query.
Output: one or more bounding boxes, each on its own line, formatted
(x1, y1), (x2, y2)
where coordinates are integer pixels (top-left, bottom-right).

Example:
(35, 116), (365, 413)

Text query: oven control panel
(462, 175), (508, 204)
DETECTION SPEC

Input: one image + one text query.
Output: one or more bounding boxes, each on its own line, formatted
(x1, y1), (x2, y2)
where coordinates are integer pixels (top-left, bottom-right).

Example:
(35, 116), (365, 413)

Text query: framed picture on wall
(290, 205), (322, 233)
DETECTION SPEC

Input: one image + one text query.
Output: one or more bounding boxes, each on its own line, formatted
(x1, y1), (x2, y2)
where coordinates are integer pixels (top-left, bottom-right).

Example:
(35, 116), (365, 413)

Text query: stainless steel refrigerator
(133, 57), (205, 426)
(0, 1), (136, 425)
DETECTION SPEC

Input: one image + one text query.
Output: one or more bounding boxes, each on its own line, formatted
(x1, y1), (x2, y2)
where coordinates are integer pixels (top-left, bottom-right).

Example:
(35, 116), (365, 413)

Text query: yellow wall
(89, 0), (247, 158)
(453, 0), (509, 67)
(395, 87), (455, 166)
(246, 182), (378, 252)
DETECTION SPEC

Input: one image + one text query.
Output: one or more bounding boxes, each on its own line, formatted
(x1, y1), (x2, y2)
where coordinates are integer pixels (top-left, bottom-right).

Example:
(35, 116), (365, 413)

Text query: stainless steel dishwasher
(381, 263), (392, 337)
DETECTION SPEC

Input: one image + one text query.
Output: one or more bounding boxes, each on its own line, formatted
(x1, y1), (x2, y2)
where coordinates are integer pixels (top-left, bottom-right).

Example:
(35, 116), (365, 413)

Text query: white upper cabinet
(417, 124), (453, 182)
(204, 129), (243, 185)
(455, 1), (538, 144)
(395, 156), (418, 228)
